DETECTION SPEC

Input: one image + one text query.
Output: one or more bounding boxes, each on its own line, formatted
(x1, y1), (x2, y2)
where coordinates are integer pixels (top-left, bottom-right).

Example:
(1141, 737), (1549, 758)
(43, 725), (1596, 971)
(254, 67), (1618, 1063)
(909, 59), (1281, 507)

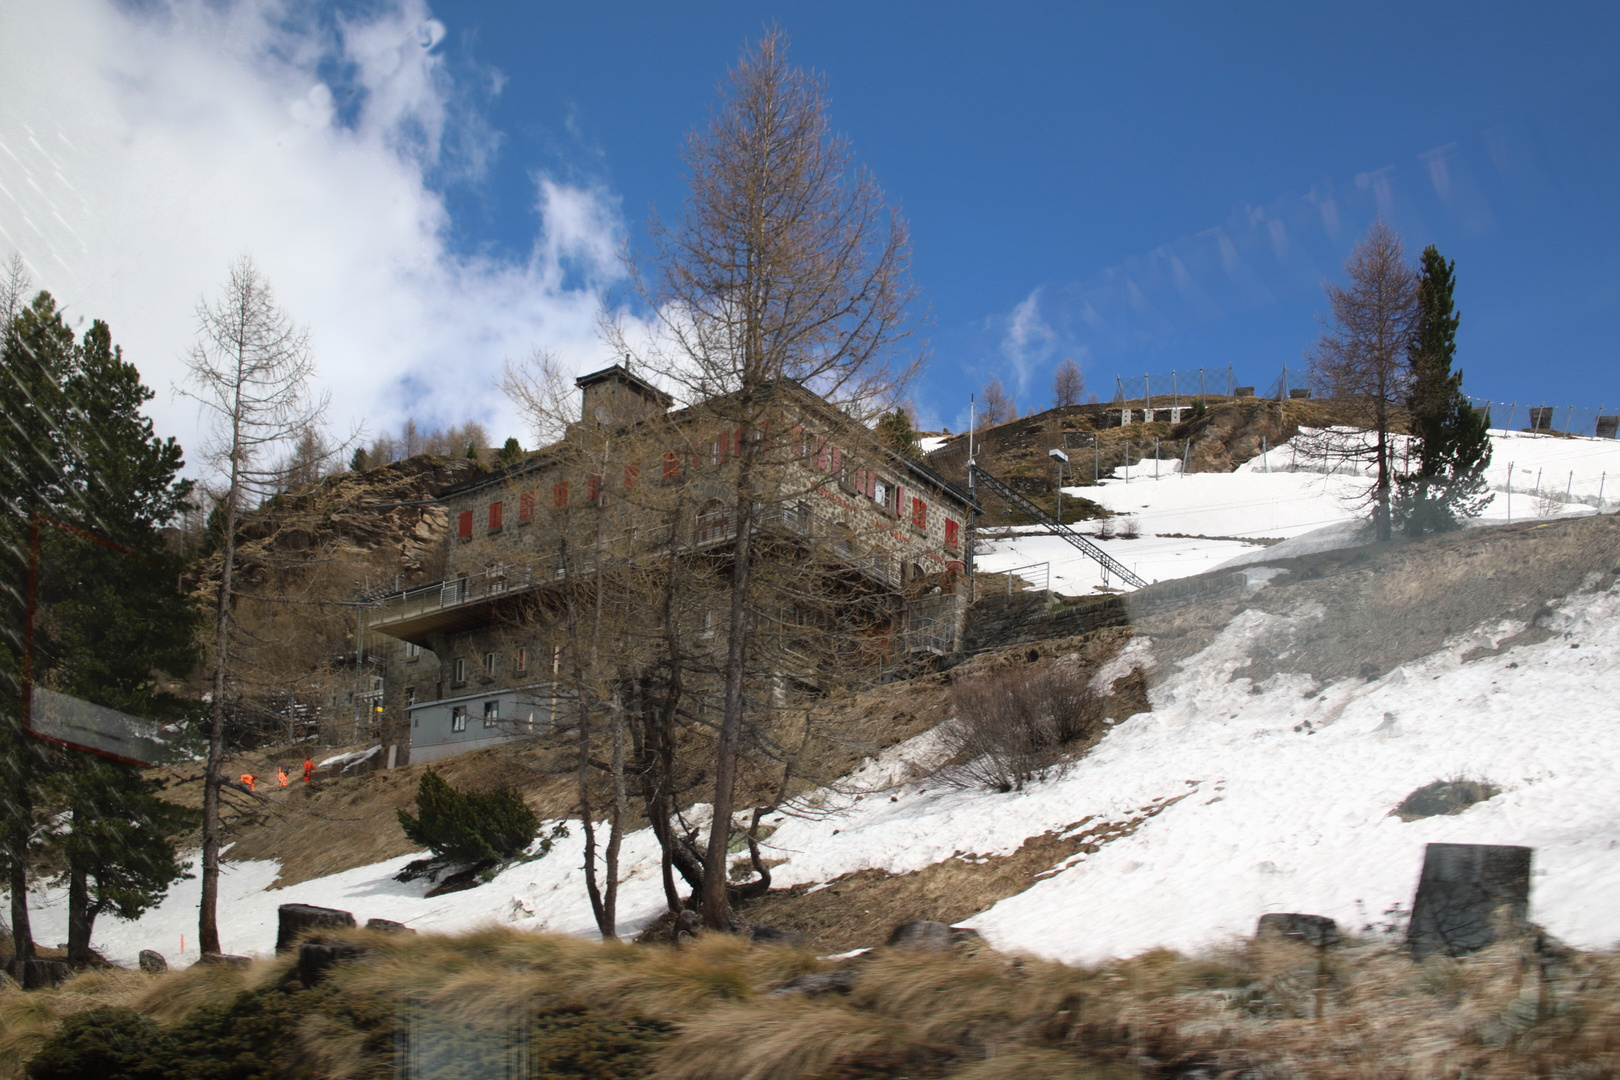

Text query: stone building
(367, 365), (976, 763)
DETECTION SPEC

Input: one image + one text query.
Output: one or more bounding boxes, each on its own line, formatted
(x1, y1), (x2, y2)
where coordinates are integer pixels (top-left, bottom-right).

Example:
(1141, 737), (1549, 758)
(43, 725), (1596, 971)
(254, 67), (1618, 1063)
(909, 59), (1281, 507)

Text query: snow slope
(23, 427), (1620, 968)
(974, 427), (1620, 595)
(33, 573), (1620, 967)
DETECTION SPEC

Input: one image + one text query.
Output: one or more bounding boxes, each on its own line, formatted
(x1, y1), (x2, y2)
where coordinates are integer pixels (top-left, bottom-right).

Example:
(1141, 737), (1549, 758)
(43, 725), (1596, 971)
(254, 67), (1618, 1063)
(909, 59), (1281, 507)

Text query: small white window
(453, 658), (466, 684)
(405, 687), (416, 707)
(451, 707), (467, 733)
(516, 647), (527, 672)
(483, 652), (496, 675)
(483, 700), (499, 728)
(405, 642), (421, 659)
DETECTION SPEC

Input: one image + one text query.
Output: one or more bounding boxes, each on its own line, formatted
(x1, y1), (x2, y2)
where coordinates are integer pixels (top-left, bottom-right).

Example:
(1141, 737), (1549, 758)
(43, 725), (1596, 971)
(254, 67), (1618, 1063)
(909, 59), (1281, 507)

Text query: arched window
(695, 499), (730, 544)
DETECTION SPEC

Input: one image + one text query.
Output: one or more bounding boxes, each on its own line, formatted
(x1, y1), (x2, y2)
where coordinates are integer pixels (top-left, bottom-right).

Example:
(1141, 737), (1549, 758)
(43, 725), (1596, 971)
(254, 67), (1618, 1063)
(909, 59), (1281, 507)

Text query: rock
(772, 969), (861, 995)
(422, 866), (485, 898)
(1408, 843), (1533, 961)
(276, 903), (357, 952)
(137, 949), (168, 974)
(1256, 913), (1342, 949)
(886, 920), (952, 952)
(365, 918), (413, 934)
(672, 909), (702, 947)
(297, 941), (363, 988)
(750, 925), (805, 948)
(195, 953), (252, 968)
(5, 959), (71, 989)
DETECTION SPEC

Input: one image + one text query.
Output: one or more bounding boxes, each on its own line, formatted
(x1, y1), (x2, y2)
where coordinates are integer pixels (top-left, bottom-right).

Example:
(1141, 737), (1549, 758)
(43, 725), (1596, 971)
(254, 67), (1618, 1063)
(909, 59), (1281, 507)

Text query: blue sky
(2, 1), (1617, 450)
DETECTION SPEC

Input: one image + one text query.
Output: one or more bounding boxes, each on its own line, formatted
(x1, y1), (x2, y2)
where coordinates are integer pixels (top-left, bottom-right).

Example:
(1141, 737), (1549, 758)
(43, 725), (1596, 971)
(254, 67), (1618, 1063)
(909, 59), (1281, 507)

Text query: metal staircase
(969, 464), (1149, 590)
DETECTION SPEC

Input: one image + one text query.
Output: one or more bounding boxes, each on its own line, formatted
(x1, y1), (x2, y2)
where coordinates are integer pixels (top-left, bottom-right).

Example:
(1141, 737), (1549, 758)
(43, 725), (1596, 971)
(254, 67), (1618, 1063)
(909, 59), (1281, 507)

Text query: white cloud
(0, 0), (637, 471)
(1000, 287), (1056, 396)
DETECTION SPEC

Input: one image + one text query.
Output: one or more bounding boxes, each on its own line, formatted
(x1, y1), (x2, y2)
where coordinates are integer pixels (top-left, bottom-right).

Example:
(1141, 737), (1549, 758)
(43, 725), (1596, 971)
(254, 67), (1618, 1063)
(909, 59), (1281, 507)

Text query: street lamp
(1049, 448), (1069, 523)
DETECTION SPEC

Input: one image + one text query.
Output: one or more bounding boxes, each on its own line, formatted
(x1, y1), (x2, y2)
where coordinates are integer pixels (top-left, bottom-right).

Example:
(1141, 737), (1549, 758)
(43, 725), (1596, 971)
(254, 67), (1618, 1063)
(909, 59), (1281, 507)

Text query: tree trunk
(200, 497), (238, 956)
(701, 445), (757, 928)
(65, 862), (94, 967)
(7, 853), (34, 962)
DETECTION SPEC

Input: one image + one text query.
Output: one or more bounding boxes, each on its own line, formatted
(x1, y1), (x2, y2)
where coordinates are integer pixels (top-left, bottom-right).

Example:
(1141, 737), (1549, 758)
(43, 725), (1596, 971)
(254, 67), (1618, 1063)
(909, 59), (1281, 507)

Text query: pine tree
(495, 437), (525, 469)
(1397, 246), (1491, 534)
(397, 767), (540, 870)
(875, 409), (920, 458)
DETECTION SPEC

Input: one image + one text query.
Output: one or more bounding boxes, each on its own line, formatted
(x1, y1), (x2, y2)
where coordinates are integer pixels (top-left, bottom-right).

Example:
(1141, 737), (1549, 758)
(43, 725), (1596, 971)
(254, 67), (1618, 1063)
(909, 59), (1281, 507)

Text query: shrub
(1117, 516), (1140, 539)
(941, 660), (1107, 792)
(396, 768), (541, 879)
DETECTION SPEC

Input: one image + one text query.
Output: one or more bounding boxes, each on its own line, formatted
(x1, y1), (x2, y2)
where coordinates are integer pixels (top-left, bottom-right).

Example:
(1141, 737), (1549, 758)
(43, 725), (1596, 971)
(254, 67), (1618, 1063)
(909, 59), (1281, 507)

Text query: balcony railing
(371, 500), (919, 626)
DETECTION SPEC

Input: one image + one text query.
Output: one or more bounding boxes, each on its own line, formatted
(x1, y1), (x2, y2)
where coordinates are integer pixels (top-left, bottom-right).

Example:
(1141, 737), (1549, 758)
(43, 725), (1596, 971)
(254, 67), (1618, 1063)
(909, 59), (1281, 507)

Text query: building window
(696, 500), (729, 544)
(451, 707), (468, 733)
(405, 687), (416, 706)
(453, 658), (466, 684)
(518, 491), (534, 522)
(457, 510), (473, 540)
(945, 518), (960, 550)
(911, 497), (928, 531)
(516, 646), (527, 672)
(405, 641), (420, 659)
(489, 501), (503, 532)
(482, 652), (496, 675)
(553, 481), (569, 508)
(483, 700), (499, 728)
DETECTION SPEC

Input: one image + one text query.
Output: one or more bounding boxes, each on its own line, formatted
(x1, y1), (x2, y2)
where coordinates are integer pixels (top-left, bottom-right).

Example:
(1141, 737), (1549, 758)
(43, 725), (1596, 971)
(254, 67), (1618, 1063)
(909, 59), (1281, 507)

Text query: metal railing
(371, 499), (915, 625)
(970, 464), (1149, 590)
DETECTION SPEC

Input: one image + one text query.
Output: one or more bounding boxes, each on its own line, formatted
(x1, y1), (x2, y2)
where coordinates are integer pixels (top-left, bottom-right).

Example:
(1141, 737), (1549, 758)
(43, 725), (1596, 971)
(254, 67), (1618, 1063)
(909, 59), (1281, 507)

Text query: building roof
(575, 363), (674, 407)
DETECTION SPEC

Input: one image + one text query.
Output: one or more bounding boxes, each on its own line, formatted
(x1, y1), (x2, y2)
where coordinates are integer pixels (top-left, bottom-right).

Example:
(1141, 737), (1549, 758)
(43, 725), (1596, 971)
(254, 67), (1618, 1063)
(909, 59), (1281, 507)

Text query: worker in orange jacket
(277, 767), (289, 787)
(240, 773), (256, 791)
(303, 758), (314, 783)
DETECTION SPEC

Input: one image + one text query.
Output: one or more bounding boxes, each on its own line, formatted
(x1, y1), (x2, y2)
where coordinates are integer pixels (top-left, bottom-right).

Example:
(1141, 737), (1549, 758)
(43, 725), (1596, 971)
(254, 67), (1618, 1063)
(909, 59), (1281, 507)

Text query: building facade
(368, 366), (976, 763)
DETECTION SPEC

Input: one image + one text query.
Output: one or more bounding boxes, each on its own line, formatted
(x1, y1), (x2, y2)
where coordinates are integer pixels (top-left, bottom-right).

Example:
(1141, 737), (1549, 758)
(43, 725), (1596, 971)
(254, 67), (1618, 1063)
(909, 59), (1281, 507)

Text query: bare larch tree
(1308, 221), (1418, 542)
(178, 256), (328, 955)
(624, 29), (921, 928)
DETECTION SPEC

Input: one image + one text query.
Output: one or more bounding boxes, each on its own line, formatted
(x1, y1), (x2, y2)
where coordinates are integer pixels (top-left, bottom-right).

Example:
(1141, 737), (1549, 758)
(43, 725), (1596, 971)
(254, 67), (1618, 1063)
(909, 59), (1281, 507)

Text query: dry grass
(6, 923), (1620, 1078)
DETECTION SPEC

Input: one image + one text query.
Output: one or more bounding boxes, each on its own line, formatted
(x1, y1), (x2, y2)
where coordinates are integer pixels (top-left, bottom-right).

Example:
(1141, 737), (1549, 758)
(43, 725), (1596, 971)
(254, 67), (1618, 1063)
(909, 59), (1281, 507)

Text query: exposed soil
(659, 791), (1193, 954)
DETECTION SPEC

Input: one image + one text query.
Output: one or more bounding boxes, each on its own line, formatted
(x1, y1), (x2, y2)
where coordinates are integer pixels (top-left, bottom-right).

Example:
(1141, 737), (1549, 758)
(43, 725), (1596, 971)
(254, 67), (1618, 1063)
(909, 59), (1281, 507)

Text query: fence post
(1600, 472), (1606, 508)
(1507, 461), (1514, 523)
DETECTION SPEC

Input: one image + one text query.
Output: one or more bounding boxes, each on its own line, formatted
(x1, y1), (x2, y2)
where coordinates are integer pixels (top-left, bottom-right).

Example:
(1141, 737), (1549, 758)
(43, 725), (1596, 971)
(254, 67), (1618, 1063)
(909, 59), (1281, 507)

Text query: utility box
(1289, 388), (1312, 399)
(1235, 386), (1255, 398)
(1529, 407), (1555, 431)
(1597, 415), (1619, 439)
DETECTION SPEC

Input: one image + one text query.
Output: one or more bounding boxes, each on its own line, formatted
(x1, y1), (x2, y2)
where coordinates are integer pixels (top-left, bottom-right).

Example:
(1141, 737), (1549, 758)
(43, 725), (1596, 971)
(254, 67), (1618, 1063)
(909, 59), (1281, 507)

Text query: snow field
(23, 425), (1620, 968)
(974, 427), (1620, 595)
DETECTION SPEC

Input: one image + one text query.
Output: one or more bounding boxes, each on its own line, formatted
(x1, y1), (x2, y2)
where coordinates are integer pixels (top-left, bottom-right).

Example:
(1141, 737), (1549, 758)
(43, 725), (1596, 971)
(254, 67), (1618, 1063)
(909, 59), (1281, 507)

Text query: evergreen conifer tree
(1398, 246), (1491, 534)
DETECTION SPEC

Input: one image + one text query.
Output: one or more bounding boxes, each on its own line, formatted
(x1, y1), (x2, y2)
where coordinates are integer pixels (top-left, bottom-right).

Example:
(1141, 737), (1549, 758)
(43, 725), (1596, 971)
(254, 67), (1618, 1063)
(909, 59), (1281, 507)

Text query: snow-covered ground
(23, 425), (1620, 967)
(974, 427), (1620, 594)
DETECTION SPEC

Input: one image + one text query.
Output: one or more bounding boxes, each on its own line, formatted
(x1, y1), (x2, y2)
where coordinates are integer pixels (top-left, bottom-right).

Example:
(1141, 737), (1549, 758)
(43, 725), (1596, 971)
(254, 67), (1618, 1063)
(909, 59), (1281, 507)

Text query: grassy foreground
(3, 926), (1619, 1079)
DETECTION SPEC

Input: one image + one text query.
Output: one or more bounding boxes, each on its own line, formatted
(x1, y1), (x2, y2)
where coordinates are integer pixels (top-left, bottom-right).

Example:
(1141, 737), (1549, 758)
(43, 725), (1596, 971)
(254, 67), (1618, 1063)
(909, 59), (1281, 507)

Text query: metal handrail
(969, 464), (1148, 590)
(371, 500), (909, 623)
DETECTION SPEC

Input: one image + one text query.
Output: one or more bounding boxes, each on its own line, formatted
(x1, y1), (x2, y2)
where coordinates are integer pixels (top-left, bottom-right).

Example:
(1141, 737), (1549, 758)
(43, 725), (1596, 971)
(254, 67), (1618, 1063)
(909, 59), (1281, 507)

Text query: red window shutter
(865, 470), (877, 499)
(913, 498), (928, 530)
(792, 426), (805, 458)
(489, 501), (503, 530)
(945, 518), (960, 549)
(734, 428), (743, 457)
(815, 441), (828, 471)
(831, 447), (843, 472)
(587, 474), (602, 502)
(662, 451), (679, 479)
(895, 485), (905, 518)
(553, 481), (569, 508)
(516, 647), (527, 672)
(457, 510), (473, 538)
(518, 492), (534, 521)
(624, 462), (640, 489)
